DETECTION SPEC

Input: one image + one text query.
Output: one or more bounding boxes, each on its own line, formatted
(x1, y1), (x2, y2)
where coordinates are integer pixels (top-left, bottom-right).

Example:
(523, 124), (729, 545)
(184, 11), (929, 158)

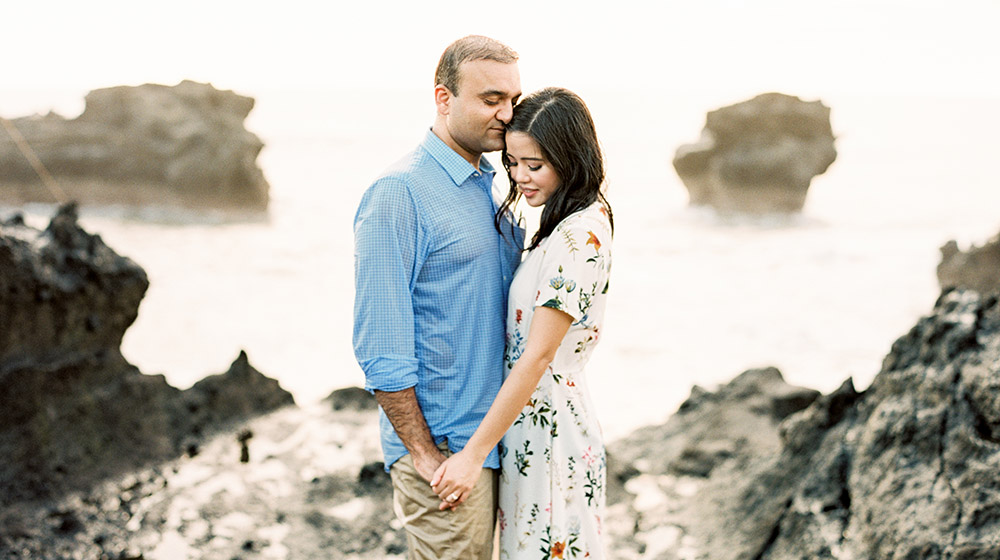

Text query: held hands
(430, 450), (482, 511)
(412, 448), (448, 484)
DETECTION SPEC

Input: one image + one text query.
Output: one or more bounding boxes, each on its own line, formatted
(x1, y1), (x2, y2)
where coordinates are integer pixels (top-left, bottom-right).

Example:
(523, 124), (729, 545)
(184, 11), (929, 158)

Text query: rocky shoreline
(606, 288), (1000, 559)
(0, 205), (294, 558)
(0, 397), (396, 560)
(2, 207), (998, 559)
(7, 286), (997, 559)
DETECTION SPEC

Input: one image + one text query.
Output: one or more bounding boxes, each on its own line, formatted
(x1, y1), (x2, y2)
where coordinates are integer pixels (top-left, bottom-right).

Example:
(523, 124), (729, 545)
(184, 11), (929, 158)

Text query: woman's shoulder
(554, 203), (612, 236)
(545, 203), (612, 256)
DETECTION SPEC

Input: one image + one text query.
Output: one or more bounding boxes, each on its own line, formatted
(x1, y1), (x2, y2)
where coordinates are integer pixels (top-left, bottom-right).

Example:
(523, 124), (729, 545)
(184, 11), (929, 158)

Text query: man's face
(444, 59), (521, 159)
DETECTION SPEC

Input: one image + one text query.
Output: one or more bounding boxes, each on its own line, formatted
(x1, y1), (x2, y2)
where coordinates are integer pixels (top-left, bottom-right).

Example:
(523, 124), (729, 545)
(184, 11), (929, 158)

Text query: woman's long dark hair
(495, 87), (613, 251)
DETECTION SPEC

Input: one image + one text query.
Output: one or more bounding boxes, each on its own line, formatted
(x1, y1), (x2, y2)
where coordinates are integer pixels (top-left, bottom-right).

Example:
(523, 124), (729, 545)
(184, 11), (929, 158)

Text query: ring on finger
(447, 493), (459, 503)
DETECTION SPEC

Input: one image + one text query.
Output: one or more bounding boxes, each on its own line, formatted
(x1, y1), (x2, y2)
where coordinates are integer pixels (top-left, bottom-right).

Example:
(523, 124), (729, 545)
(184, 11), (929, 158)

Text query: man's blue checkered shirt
(353, 130), (524, 471)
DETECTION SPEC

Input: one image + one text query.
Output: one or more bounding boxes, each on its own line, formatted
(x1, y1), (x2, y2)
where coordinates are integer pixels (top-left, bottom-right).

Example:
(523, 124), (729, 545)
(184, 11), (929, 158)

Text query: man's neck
(431, 123), (481, 170)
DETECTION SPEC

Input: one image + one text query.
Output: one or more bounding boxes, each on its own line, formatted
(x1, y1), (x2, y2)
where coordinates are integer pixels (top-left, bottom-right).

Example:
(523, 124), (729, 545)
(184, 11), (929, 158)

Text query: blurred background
(2, 0), (998, 439)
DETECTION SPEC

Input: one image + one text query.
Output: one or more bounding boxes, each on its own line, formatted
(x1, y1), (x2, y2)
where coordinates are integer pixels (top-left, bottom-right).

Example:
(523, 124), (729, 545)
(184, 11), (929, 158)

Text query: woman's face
(504, 131), (561, 207)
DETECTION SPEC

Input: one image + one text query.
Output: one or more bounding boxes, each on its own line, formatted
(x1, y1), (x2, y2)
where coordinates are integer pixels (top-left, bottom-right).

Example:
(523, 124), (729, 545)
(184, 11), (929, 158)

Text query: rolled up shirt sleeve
(353, 176), (422, 393)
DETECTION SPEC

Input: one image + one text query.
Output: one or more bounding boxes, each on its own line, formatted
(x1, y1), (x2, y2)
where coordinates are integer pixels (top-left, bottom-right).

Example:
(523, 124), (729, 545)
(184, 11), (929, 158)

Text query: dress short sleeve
(534, 211), (612, 324)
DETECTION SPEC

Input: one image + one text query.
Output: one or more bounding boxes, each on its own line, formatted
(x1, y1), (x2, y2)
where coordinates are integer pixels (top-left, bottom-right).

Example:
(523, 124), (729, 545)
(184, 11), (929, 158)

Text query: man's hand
(373, 388), (450, 494)
(411, 448), (448, 484)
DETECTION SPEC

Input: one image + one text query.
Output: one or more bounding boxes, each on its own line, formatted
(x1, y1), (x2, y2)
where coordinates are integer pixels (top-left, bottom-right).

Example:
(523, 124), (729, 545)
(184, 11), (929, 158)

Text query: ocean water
(4, 88), (999, 440)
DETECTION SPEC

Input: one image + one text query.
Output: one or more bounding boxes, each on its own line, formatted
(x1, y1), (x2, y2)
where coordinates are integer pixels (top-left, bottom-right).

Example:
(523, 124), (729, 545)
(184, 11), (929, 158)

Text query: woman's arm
(431, 306), (572, 509)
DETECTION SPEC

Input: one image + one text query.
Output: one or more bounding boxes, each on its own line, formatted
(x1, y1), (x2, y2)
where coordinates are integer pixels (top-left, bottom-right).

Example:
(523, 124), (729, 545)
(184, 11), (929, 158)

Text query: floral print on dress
(534, 225), (609, 332)
(500, 203), (612, 559)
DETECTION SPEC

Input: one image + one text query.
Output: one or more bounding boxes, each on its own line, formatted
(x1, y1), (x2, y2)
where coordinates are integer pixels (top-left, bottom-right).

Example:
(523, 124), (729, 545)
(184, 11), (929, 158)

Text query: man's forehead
(457, 59), (520, 95)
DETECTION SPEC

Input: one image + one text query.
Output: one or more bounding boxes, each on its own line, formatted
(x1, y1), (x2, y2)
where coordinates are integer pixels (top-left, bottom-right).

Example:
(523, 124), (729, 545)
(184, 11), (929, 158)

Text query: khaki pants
(389, 442), (498, 560)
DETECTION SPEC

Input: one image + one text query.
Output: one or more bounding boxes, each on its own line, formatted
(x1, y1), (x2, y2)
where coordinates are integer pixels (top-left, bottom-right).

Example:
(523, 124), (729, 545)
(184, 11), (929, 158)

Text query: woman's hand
(428, 308), (572, 511)
(430, 450), (483, 510)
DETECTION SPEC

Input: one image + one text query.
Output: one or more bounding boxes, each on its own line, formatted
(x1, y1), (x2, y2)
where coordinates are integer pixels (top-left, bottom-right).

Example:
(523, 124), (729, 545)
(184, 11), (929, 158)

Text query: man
(353, 35), (524, 559)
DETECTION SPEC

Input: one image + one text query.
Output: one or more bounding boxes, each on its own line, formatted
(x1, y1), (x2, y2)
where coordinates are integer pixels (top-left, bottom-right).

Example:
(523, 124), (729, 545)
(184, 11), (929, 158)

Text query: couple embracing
(353, 35), (614, 559)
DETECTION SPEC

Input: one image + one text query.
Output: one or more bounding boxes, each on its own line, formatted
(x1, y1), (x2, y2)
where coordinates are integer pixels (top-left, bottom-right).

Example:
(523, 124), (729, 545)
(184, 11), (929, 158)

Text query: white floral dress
(499, 203), (613, 560)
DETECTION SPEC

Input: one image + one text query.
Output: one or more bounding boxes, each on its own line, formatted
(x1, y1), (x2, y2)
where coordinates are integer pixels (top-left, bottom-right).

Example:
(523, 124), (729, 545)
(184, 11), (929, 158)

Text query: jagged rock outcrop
(939, 230), (1000, 295)
(184, 350), (295, 435)
(673, 92), (837, 214)
(0, 204), (292, 508)
(0, 80), (269, 211)
(609, 367), (820, 481)
(606, 368), (823, 557)
(609, 290), (1000, 559)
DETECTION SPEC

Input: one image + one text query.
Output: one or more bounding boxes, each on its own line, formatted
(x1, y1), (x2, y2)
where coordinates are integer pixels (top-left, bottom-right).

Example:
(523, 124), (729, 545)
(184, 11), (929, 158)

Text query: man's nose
(497, 99), (514, 124)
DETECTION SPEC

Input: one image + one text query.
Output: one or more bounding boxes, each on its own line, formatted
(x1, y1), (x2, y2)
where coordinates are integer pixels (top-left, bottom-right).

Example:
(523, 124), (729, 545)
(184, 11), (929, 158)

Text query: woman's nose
(514, 166), (529, 184)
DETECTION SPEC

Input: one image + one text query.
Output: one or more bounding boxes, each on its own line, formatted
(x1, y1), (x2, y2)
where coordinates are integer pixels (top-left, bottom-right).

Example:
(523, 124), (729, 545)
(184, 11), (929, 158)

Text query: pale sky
(3, 0), (998, 109)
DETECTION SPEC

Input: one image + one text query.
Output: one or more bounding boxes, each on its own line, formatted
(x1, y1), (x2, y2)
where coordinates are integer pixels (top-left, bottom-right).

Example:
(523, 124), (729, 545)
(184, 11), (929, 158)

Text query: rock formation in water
(939, 229), (1000, 295)
(672, 92), (837, 214)
(608, 289), (1000, 558)
(0, 81), (269, 212)
(0, 204), (292, 508)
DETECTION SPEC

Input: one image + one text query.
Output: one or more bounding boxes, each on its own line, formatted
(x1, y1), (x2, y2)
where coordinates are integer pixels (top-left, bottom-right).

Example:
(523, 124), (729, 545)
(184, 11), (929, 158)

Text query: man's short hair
(435, 35), (518, 96)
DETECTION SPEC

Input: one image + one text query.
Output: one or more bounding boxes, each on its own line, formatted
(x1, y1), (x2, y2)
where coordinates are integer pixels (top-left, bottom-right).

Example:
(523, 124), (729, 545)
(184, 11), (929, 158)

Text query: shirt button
(473, 172), (480, 177)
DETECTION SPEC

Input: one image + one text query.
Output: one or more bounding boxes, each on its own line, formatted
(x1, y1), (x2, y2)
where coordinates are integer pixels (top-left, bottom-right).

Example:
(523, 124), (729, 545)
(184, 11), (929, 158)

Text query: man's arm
(354, 177), (441, 481)
(374, 388), (446, 482)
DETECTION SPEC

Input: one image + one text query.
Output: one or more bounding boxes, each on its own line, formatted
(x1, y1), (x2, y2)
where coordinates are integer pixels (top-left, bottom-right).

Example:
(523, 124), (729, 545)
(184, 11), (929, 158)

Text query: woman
(432, 87), (613, 559)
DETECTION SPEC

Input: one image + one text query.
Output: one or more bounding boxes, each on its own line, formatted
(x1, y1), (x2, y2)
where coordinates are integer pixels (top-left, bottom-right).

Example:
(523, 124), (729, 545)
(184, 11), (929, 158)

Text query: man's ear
(434, 84), (452, 116)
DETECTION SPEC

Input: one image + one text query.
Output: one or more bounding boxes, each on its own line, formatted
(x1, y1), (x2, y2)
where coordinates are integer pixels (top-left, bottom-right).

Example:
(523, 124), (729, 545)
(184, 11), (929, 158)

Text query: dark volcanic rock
(325, 386), (377, 412)
(185, 350), (295, 435)
(0, 80), (269, 211)
(0, 204), (292, 509)
(0, 203), (147, 368)
(356, 461), (393, 502)
(298, 460), (403, 557)
(673, 92), (837, 214)
(938, 230), (1000, 295)
(611, 290), (1000, 559)
(610, 367), (820, 483)
(745, 289), (1000, 559)
(604, 368), (820, 558)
